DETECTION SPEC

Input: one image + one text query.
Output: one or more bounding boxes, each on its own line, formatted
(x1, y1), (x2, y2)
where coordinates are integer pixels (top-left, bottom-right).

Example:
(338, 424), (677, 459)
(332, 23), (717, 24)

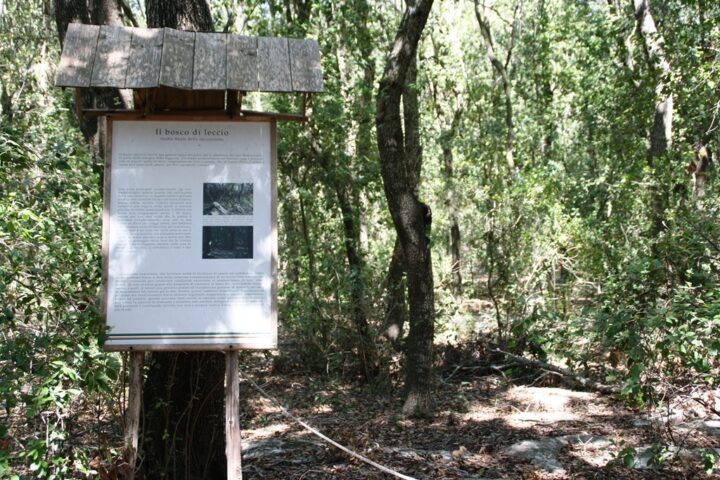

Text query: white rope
(239, 370), (419, 480)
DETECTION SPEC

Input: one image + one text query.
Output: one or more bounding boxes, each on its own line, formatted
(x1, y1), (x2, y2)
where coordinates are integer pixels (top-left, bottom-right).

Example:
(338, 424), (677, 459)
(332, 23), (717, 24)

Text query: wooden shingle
(91, 25), (133, 87)
(55, 24), (323, 93)
(289, 39), (324, 93)
(160, 28), (195, 89)
(56, 23), (100, 87)
(227, 36), (258, 91)
(125, 28), (164, 89)
(193, 33), (227, 90)
(258, 37), (292, 92)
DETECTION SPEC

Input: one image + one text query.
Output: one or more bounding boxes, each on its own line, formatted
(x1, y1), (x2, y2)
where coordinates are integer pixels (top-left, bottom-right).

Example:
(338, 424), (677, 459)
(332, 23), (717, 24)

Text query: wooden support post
(73, 88), (84, 121)
(225, 351), (242, 480)
(227, 90), (238, 118)
(123, 351), (144, 480)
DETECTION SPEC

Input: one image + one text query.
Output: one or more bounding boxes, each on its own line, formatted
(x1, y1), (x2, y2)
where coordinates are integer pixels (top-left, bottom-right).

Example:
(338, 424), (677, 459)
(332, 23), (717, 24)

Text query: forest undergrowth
(1, 0), (720, 477)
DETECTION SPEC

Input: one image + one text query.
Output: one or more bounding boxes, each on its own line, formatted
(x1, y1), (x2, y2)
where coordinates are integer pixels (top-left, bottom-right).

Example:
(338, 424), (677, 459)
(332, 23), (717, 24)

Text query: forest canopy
(0, 0), (719, 477)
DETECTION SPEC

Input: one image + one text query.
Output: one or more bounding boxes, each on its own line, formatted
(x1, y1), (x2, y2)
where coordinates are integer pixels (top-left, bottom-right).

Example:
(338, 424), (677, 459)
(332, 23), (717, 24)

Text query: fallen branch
(490, 349), (621, 395)
(692, 396), (720, 419)
(529, 369), (563, 387)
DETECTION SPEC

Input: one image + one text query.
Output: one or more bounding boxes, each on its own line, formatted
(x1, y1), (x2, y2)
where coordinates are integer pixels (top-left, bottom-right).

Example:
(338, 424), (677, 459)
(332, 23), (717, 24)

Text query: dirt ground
(233, 352), (720, 479)
(14, 346), (717, 479)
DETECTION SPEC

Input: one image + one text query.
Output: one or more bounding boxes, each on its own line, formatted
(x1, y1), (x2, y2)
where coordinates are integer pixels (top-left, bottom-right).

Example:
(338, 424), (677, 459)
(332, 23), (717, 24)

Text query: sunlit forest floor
(7, 343), (719, 479)
(233, 351), (718, 479)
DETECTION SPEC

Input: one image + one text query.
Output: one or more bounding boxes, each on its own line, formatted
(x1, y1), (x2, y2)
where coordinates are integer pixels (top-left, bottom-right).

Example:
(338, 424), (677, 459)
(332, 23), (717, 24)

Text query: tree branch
(117, 0), (139, 27)
(491, 349), (621, 395)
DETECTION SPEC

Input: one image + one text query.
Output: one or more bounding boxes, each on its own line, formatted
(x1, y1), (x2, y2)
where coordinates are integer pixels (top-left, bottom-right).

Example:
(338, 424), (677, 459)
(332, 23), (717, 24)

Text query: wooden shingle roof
(55, 23), (324, 93)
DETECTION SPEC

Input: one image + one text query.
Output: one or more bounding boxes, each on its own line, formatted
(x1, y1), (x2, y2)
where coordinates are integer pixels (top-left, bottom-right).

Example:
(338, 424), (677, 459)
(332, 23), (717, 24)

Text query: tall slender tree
(474, 0), (519, 172)
(376, 0), (435, 416)
(633, 0), (673, 233)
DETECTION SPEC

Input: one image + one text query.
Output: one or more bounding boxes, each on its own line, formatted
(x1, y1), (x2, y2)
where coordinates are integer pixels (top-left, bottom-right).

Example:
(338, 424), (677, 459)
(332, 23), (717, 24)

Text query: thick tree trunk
(146, 0), (212, 30)
(54, 0), (89, 45)
(137, 2), (227, 479)
(54, 0), (127, 145)
(92, 0), (121, 25)
(376, 0), (435, 417)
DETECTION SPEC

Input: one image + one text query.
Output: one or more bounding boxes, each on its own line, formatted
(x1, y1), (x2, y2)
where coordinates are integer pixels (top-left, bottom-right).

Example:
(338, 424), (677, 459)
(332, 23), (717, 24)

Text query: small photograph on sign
(202, 226), (253, 259)
(203, 182), (253, 215)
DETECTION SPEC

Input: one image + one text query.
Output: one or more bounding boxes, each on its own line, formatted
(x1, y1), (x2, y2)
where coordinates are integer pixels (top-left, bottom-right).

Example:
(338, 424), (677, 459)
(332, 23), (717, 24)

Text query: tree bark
(146, 0), (212, 30)
(403, 56), (422, 193)
(304, 124), (379, 380)
(376, 0), (435, 417)
(92, 0), (121, 25)
(382, 53), (423, 349)
(474, 0), (516, 172)
(438, 107), (463, 296)
(383, 237), (408, 346)
(381, 32), (425, 349)
(634, 0), (673, 233)
(54, 0), (89, 45)
(54, 0), (127, 145)
(689, 144), (711, 202)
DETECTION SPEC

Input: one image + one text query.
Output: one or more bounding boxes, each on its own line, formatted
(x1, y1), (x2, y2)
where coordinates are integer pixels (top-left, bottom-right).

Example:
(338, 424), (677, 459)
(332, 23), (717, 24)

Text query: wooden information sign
(56, 22), (324, 480)
(103, 118), (278, 350)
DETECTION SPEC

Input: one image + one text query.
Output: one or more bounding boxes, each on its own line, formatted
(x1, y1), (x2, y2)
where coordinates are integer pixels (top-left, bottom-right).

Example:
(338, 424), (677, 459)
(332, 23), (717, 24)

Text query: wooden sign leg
(225, 351), (243, 480)
(123, 351), (144, 480)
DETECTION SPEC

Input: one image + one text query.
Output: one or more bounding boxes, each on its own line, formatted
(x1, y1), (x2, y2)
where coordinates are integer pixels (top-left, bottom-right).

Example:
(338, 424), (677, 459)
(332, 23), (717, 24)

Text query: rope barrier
(239, 370), (419, 480)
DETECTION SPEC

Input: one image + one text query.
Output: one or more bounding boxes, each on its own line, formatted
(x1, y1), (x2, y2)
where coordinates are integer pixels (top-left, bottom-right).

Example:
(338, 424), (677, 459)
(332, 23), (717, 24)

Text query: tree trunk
(403, 56), (422, 193)
(474, 0), (516, 172)
(376, 0), (435, 417)
(92, 0), (121, 25)
(383, 237), (408, 346)
(439, 108), (463, 296)
(304, 124), (379, 380)
(54, 0), (127, 146)
(381, 52), (424, 349)
(634, 0), (673, 233)
(382, 55), (423, 351)
(690, 144), (711, 202)
(146, 0), (212, 30)
(54, 0), (89, 45)
(137, 2), (227, 479)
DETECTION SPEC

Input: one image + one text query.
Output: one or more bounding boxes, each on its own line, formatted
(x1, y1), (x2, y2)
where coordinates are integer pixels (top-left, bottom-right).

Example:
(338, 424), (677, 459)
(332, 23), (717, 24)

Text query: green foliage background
(0, 0), (719, 477)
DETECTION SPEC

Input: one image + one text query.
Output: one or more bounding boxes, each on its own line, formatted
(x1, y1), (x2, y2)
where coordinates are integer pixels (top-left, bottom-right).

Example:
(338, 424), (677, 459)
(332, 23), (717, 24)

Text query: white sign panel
(103, 120), (277, 350)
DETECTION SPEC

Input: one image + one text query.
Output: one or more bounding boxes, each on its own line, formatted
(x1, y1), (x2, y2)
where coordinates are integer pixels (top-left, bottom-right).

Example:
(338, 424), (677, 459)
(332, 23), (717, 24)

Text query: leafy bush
(1, 4), (122, 475)
(591, 193), (720, 403)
